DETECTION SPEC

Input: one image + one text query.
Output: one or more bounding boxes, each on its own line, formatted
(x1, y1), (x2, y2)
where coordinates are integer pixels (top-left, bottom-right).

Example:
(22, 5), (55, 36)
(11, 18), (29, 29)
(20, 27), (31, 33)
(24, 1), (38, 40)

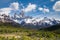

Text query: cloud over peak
(23, 3), (36, 12)
(0, 2), (19, 16)
(10, 2), (19, 10)
(0, 8), (11, 16)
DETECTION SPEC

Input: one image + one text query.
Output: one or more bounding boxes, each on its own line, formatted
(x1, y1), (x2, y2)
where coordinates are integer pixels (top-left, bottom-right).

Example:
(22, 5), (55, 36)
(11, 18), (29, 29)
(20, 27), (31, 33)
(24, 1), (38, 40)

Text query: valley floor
(0, 23), (60, 40)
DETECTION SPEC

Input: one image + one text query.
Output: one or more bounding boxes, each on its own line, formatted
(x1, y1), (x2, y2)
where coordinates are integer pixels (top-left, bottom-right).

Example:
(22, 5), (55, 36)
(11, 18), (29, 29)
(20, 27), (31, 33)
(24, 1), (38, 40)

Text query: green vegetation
(0, 23), (60, 40)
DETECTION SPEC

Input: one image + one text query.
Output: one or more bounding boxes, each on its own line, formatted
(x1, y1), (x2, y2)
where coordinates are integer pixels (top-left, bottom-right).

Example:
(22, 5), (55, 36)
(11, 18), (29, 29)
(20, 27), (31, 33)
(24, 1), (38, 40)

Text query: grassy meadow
(0, 23), (60, 40)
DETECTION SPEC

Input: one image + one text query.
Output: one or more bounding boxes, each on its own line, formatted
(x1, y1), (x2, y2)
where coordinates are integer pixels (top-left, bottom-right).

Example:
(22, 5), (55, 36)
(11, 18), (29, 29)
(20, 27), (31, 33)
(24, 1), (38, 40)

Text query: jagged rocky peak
(0, 14), (12, 23)
(42, 17), (50, 21)
(20, 11), (24, 17)
(13, 11), (26, 19)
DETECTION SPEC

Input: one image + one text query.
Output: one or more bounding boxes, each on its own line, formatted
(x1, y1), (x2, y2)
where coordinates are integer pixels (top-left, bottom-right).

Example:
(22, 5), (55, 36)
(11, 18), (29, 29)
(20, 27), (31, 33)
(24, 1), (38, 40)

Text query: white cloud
(0, 8), (11, 16)
(10, 2), (19, 10)
(23, 3), (36, 12)
(38, 7), (43, 11)
(0, 2), (20, 16)
(0, 2), (36, 16)
(44, 8), (50, 13)
(38, 7), (50, 13)
(53, 1), (60, 11)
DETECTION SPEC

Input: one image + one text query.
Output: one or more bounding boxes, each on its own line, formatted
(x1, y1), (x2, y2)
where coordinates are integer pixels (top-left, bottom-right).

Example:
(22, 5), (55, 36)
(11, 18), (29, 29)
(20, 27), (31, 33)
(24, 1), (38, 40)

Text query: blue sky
(0, 0), (60, 20)
(0, 0), (56, 8)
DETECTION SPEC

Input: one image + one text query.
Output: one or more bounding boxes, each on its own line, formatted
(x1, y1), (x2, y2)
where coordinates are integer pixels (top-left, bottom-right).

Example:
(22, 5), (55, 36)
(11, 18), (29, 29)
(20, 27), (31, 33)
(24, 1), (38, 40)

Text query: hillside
(0, 23), (60, 40)
(43, 24), (60, 31)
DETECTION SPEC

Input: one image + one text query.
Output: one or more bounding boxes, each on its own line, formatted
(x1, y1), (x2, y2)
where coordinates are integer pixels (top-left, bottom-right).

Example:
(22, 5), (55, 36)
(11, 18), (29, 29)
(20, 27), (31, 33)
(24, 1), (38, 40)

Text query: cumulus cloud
(53, 1), (60, 11)
(10, 2), (19, 10)
(0, 8), (11, 16)
(0, 2), (37, 16)
(38, 7), (50, 13)
(0, 2), (19, 16)
(23, 3), (36, 12)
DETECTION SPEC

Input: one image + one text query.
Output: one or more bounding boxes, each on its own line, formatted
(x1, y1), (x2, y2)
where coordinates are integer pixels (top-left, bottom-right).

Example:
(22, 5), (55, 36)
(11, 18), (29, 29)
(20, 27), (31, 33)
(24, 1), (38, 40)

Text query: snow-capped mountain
(12, 14), (60, 29)
(0, 12), (60, 29)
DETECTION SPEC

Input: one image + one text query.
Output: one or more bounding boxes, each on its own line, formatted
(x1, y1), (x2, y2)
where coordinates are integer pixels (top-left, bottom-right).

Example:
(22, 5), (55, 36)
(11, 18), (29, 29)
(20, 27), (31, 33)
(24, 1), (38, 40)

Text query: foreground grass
(0, 23), (60, 40)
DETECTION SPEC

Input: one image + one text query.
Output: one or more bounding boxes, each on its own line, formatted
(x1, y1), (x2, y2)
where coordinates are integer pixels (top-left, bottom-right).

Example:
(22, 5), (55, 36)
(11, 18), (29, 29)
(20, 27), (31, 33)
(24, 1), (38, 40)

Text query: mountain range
(11, 14), (60, 29)
(0, 14), (60, 29)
